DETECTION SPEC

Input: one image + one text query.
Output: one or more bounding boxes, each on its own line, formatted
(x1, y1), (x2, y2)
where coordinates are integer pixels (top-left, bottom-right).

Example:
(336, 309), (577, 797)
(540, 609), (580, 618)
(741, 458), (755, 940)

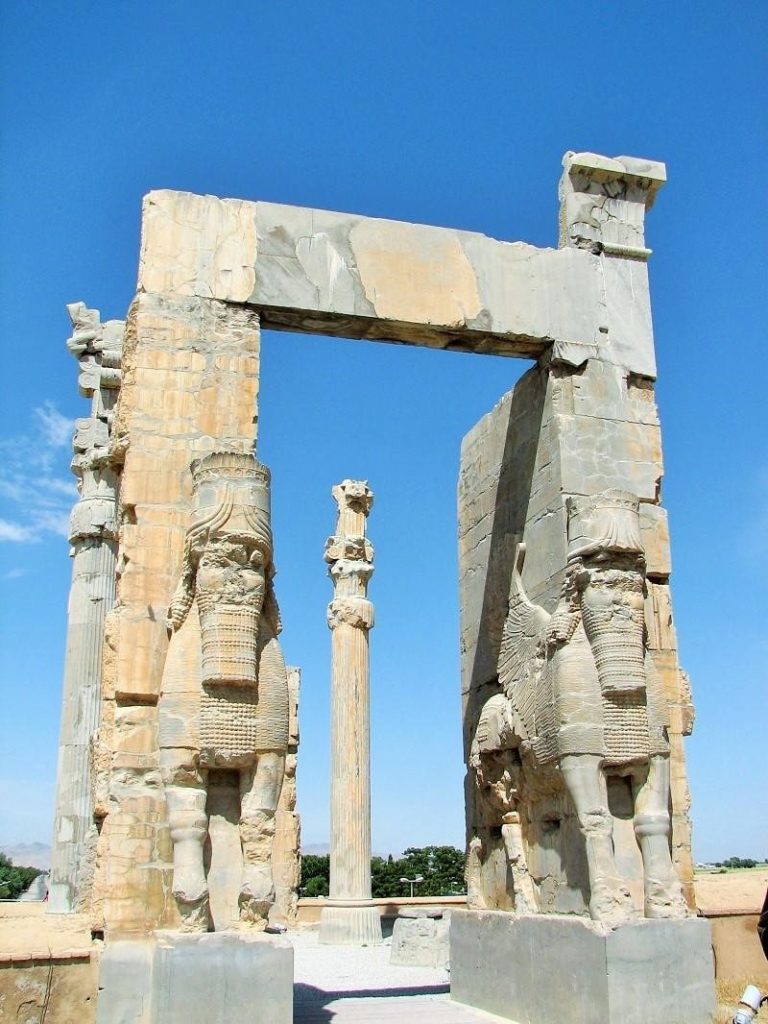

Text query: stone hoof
(237, 910), (269, 931)
(589, 882), (637, 929)
(172, 875), (209, 905)
(237, 895), (271, 930)
(240, 865), (274, 901)
(644, 877), (689, 920)
(238, 866), (274, 927)
(176, 893), (211, 933)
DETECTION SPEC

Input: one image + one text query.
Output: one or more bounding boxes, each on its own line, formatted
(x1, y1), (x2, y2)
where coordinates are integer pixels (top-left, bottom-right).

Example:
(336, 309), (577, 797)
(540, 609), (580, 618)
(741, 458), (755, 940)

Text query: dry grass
(715, 977), (767, 1023)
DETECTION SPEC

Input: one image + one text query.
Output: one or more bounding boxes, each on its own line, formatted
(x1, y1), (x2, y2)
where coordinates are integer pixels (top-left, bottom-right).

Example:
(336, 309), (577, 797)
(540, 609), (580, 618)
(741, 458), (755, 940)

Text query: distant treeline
(300, 845), (466, 898)
(710, 856), (763, 870)
(0, 853), (42, 900)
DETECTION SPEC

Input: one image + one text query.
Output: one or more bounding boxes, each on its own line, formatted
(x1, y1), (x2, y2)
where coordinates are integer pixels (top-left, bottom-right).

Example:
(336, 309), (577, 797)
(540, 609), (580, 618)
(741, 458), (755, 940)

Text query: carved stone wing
(497, 543), (550, 696)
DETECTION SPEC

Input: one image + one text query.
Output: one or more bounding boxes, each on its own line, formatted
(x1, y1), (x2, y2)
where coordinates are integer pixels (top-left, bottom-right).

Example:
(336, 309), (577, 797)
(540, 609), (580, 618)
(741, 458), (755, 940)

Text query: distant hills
(301, 843), (330, 856)
(0, 842), (51, 870)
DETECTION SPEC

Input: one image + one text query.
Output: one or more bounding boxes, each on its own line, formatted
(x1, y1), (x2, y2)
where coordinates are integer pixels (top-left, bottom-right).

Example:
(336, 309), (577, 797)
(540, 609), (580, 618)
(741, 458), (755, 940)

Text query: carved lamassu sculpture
(159, 452), (289, 931)
(468, 490), (688, 927)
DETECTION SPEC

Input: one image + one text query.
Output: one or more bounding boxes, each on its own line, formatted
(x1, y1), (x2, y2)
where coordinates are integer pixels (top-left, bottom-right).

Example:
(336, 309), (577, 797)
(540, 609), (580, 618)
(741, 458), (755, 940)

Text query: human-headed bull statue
(468, 489), (688, 927)
(158, 452), (289, 932)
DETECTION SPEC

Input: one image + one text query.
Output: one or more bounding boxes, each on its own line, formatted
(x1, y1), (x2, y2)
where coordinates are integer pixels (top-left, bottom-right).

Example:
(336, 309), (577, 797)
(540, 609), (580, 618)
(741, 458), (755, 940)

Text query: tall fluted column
(319, 480), (382, 945)
(48, 303), (123, 914)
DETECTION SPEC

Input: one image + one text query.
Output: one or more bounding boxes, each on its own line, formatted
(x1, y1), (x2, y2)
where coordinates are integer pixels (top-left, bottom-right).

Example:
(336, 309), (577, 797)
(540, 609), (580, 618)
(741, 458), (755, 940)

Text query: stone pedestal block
(390, 910), (450, 968)
(450, 910), (715, 1024)
(96, 930), (293, 1024)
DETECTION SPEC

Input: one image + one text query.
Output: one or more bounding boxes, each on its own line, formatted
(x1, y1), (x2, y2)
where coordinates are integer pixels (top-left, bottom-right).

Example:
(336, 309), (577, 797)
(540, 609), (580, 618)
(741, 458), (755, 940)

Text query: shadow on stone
(294, 979), (450, 1019)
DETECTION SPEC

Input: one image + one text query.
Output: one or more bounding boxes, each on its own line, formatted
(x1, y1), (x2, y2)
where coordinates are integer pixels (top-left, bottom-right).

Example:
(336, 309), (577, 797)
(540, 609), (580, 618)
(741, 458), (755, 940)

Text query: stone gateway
(45, 150), (714, 1024)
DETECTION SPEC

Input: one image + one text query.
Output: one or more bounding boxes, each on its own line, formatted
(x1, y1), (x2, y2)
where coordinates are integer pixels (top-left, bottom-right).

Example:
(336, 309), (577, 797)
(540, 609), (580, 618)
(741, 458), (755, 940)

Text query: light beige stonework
(459, 156), (696, 926)
(91, 294), (265, 937)
(49, 151), (705, 1020)
(158, 452), (289, 933)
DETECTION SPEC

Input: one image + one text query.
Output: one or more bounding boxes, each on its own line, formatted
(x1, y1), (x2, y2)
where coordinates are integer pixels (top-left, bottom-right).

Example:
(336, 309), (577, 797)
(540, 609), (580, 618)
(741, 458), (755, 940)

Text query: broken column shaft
(319, 480), (382, 945)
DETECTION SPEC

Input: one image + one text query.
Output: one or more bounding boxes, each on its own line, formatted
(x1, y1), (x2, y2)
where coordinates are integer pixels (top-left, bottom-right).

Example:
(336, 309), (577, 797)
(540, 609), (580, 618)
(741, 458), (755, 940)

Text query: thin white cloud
(2, 567), (27, 580)
(35, 401), (75, 450)
(0, 519), (35, 543)
(0, 404), (76, 545)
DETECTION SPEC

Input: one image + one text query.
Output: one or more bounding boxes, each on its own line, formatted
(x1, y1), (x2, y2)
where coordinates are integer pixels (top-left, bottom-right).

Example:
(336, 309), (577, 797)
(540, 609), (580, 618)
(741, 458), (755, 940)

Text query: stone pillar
(459, 154), (698, 920)
(95, 293), (262, 937)
(49, 303), (123, 914)
(319, 481), (382, 945)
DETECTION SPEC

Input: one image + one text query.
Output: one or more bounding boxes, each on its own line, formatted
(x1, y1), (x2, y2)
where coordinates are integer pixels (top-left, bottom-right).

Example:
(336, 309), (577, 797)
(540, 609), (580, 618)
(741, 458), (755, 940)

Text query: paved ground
(291, 930), (503, 1023)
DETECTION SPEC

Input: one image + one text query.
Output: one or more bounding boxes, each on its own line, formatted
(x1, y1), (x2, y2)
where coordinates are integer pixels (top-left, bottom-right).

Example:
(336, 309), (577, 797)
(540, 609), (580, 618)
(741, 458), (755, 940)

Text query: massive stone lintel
(137, 150), (664, 378)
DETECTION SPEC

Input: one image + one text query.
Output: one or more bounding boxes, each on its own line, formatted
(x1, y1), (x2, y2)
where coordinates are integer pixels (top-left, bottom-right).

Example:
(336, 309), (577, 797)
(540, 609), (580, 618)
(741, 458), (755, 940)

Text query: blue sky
(0, 2), (765, 862)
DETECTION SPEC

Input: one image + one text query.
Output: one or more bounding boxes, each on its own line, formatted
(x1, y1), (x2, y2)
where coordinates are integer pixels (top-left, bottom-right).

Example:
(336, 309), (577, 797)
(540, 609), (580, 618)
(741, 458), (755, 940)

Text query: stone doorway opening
(257, 327), (528, 860)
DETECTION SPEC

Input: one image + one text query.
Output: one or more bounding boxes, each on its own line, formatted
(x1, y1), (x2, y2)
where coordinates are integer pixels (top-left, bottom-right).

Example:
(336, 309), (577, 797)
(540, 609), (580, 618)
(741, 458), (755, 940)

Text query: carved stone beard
(577, 554), (646, 697)
(194, 532), (268, 688)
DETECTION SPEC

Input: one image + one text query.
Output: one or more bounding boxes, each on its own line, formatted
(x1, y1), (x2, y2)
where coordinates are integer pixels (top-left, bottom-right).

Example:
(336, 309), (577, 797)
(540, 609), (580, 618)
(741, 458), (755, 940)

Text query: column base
(319, 902), (383, 945)
(450, 910), (715, 1024)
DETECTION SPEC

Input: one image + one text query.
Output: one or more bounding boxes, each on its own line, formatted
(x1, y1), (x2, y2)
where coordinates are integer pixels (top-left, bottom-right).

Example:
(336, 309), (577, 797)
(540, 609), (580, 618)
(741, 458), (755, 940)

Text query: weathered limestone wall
(94, 292), (262, 935)
(0, 903), (98, 1024)
(0, 958), (98, 1024)
(49, 305), (123, 914)
(458, 152), (696, 911)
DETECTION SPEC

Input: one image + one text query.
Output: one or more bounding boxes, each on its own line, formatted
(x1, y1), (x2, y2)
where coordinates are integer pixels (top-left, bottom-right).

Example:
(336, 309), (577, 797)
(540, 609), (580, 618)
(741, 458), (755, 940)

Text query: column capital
(331, 479), (374, 516)
(327, 596), (374, 631)
(559, 151), (666, 260)
(67, 301), (124, 404)
(324, 534), (374, 565)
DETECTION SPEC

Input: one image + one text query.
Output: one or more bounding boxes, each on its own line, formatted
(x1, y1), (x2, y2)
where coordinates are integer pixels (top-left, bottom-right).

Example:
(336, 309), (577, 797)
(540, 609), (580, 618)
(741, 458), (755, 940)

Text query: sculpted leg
(164, 767), (210, 932)
(631, 756), (688, 919)
(238, 752), (285, 928)
(465, 834), (484, 910)
(501, 813), (537, 914)
(561, 753), (635, 927)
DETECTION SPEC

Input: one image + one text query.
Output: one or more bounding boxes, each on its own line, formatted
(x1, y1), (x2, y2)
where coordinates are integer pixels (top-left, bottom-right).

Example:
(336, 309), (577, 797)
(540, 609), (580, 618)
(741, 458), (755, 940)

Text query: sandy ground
(0, 901), (91, 959)
(694, 868), (768, 915)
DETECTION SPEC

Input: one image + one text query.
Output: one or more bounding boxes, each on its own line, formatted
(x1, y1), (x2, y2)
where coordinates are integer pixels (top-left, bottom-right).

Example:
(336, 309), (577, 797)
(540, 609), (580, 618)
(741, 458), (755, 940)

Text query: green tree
(297, 846), (467, 900)
(300, 853), (329, 895)
(371, 854), (402, 898)
(0, 853), (42, 900)
(303, 875), (329, 897)
(398, 846), (466, 897)
(723, 856), (757, 869)
(370, 846), (467, 898)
